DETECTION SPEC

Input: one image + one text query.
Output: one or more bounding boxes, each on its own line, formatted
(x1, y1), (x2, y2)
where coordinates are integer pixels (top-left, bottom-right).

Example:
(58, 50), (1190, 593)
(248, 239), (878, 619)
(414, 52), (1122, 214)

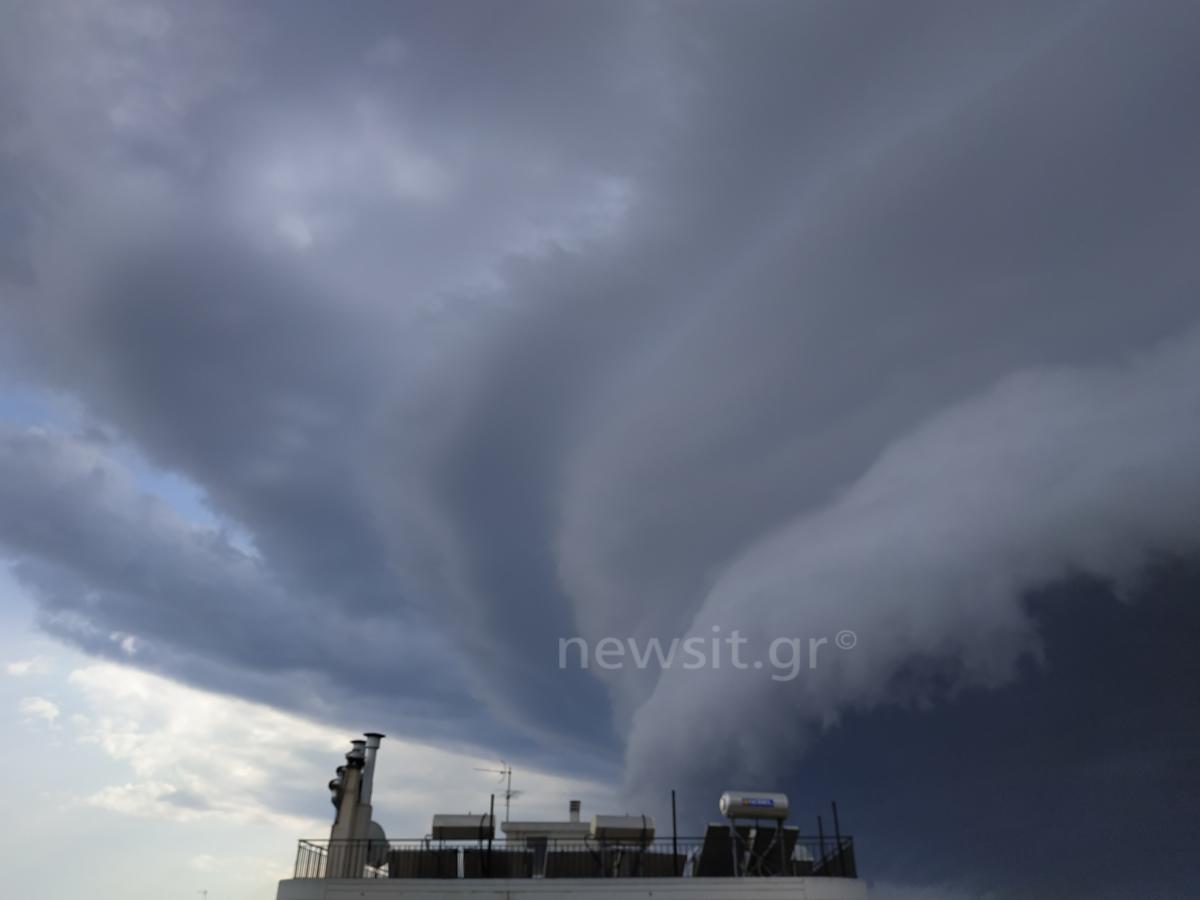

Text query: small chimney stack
(569, 799), (581, 823)
(362, 733), (385, 806)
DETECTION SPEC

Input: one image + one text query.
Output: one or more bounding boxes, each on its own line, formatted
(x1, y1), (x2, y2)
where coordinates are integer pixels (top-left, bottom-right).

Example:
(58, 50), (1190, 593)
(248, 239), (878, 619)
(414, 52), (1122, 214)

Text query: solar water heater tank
(718, 791), (790, 820)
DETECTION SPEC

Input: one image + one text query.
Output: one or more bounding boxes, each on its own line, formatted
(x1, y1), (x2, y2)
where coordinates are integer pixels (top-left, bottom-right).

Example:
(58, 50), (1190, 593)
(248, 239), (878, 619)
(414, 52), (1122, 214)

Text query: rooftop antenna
(474, 761), (521, 822)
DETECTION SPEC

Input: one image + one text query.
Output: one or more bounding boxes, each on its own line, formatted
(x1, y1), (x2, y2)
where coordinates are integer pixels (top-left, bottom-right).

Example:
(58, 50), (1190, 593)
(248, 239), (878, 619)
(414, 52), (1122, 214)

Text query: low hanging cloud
(0, 6), (1199, 891)
(622, 326), (1200, 792)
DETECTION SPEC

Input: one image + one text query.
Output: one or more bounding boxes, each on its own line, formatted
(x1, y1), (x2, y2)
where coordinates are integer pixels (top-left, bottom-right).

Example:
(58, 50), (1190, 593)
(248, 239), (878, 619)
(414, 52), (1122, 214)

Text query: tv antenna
(474, 761), (521, 822)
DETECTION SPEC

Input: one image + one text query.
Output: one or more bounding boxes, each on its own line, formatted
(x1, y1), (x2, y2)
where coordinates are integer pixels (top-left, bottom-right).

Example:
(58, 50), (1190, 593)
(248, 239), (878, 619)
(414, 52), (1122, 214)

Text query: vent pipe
(362, 733), (385, 805)
(569, 799), (581, 823)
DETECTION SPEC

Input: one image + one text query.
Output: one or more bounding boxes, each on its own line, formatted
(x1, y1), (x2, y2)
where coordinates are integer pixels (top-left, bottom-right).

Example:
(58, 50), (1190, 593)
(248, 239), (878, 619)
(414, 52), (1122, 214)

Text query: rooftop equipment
(365, 820), (390, 868)
(719, 791), (789, 820)
(431, 813), (495, 841)
(590, 814), (655, 843)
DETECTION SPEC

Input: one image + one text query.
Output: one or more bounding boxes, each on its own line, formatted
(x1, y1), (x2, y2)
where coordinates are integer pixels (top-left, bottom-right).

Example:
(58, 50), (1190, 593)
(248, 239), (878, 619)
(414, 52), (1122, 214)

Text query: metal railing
(294, 835), (856, 880)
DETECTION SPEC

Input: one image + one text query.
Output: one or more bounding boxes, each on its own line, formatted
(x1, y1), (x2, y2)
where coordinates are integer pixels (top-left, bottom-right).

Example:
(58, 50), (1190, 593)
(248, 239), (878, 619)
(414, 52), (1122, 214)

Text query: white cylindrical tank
(719, 791), (790, 820)
(590, 814), (656, 842)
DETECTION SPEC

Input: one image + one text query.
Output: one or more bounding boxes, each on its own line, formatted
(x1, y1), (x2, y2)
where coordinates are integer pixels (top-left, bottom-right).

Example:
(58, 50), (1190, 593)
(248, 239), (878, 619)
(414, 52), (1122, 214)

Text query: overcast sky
(2, 2), (1199, 898)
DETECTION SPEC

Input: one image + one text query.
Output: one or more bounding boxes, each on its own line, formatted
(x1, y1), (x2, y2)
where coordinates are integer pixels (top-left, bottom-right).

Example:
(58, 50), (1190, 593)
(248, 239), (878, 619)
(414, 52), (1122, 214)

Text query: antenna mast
(474, 761), (521, 822)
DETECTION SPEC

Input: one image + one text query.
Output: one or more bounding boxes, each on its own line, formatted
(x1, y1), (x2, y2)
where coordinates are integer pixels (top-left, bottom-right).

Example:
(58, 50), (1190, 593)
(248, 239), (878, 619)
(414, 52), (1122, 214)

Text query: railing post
(487, 793), (495, 877)
(831, 802), (843, 877)
(817, 815), (826, 873)
(672, 790), (679, 876)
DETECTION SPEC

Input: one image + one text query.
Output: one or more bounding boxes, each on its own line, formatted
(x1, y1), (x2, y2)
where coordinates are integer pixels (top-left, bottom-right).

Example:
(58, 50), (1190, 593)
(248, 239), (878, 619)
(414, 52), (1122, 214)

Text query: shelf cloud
(2, 2), (1199, 895)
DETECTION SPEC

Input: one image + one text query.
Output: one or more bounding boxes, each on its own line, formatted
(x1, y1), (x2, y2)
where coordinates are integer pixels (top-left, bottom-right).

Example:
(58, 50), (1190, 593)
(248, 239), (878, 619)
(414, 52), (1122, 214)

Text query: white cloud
(63, 661), (610, 834)
(67, 662), (340, 828)
(186, 850), (285, 884)
(6, 655), (51, 676)
(108, 632), (139, 656)
(87, 780), (195, 818)
(19, 695), (60, 724)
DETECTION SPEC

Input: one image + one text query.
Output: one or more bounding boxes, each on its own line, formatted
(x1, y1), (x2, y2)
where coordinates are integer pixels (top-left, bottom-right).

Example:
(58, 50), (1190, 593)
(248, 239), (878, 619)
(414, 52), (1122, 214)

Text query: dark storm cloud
(0, 424), (476, 733)
(0, 0), (657, 764)
(2, 1), (1200, 894)
(795, 568), (1200, 900)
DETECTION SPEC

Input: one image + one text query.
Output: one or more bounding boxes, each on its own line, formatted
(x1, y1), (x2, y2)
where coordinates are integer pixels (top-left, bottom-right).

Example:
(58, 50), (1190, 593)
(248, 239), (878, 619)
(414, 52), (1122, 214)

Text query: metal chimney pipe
(361, 733), (384, 806)
(569, 799), (581, 823)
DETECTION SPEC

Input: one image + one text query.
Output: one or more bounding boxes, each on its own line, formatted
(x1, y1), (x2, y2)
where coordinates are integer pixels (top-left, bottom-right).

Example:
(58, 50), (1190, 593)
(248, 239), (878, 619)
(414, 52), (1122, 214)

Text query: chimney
(329, 739), (368, 872)
(569, 800), (581, 823)
(362, 733), (385, 806)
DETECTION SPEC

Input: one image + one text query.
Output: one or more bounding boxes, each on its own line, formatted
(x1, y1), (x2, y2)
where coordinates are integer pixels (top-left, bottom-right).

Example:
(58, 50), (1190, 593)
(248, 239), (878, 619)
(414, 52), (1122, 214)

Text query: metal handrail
(293, 834), (856, 880)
